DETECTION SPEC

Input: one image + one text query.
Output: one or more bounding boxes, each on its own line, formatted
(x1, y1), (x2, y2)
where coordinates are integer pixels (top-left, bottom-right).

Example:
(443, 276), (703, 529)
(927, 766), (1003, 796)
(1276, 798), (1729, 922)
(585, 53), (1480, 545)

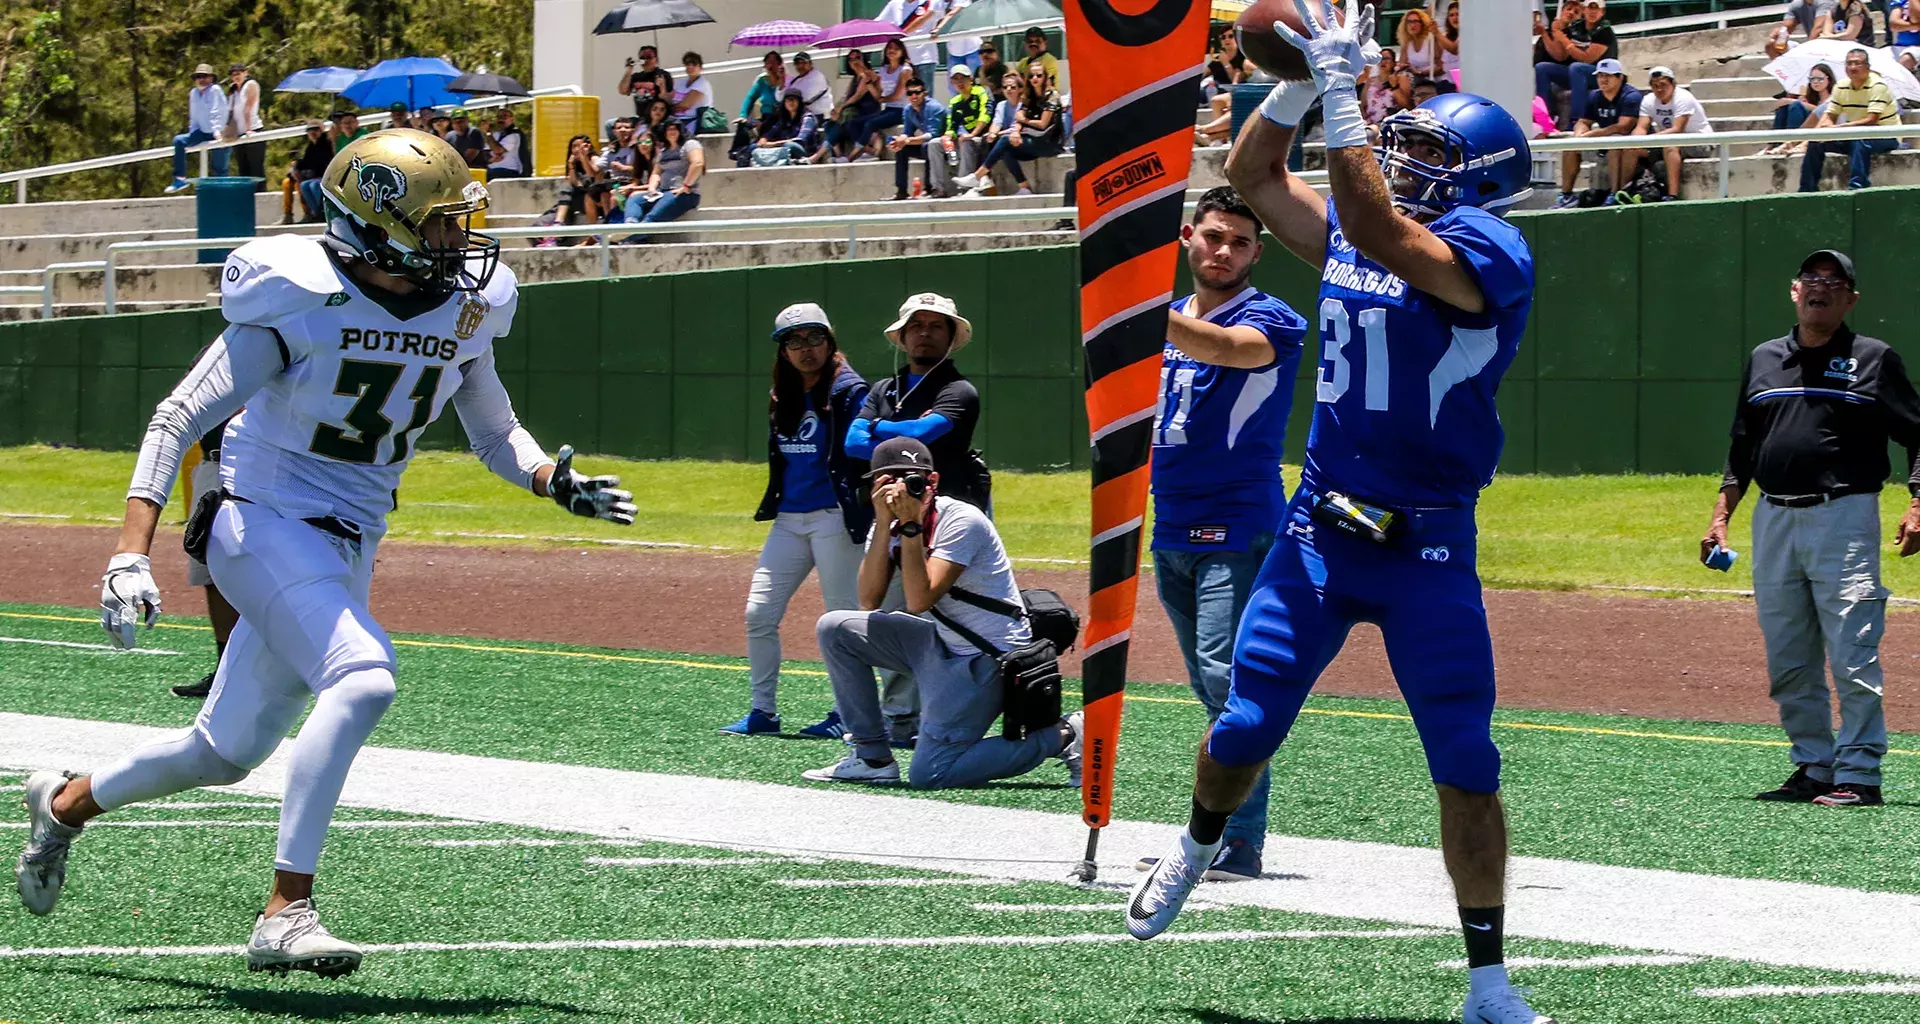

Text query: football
(1235, 0), (1352, 82)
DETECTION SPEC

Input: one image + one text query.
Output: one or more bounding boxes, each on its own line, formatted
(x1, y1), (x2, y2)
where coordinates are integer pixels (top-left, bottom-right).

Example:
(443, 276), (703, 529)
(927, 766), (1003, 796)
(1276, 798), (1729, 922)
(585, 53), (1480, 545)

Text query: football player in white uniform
(13, 130), (636, 979)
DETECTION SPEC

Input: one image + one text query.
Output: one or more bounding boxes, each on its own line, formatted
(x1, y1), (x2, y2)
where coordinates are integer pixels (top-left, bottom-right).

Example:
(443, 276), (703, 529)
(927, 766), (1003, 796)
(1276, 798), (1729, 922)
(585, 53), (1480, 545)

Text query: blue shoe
(797, 711), (846, 739)
(718, 709), (781, 736)
(1550, 192), (1578, 209)
(1201, 838), (1262, 882)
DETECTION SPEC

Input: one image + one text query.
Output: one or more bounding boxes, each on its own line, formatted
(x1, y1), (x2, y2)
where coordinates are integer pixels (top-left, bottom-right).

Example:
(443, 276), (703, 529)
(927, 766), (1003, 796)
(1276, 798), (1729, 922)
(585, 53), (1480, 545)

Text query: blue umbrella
(340, 57), (465, 111)
(274, 66), (364, 94)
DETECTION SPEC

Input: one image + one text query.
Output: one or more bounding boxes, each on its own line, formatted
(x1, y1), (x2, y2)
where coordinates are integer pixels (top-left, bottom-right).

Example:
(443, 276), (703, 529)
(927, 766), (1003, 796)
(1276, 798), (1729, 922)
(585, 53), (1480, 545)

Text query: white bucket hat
(884, 292), (973, 353)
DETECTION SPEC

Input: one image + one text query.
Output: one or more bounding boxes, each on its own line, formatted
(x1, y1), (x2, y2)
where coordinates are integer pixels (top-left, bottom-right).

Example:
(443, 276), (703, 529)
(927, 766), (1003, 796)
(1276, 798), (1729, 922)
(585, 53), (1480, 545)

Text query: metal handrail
(0, 86), (582, 204)
(38, 260), (108, 320)
(1613, 2), (1787, 36)
(1530, 121), (1920, 198)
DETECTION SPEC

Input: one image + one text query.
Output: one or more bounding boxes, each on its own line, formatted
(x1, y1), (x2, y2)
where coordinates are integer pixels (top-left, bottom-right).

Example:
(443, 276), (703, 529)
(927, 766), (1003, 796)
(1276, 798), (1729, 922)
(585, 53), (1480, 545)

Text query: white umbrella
(1763, 39), (1920, 104)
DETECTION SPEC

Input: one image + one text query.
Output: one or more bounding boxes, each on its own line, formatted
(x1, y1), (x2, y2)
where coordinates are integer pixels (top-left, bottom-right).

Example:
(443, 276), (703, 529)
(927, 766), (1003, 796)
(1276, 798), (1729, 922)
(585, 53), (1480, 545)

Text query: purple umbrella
(813, 18), (905, 48)
(730, 20), (823, 49)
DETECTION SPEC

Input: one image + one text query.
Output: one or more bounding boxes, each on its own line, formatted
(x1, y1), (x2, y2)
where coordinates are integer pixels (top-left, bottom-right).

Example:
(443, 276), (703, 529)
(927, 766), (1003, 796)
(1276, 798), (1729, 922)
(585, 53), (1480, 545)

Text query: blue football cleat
(718, 709), (782, 737)
(797, 710), (845, 739)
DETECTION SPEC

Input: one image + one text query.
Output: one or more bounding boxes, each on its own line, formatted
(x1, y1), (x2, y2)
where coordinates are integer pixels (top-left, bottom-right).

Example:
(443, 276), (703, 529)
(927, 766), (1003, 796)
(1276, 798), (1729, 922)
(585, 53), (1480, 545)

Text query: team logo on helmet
(454, 295), (489, 340)
(350, 157), (409, 215)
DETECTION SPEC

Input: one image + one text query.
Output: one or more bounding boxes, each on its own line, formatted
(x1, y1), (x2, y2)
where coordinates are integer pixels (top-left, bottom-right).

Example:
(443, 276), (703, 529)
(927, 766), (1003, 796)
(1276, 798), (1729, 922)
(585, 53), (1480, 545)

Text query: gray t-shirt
(889, 495), (1031, 657)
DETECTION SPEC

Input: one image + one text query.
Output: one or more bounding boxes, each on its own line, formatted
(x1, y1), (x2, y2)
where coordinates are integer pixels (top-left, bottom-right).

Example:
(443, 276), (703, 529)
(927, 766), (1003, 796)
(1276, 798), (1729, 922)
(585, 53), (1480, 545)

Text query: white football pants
(90, 500), (396, 875)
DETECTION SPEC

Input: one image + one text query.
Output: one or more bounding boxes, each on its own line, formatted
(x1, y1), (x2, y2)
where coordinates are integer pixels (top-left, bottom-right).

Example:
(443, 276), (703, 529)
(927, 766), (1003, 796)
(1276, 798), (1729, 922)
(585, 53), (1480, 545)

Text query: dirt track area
(9, 523), (1919, 733)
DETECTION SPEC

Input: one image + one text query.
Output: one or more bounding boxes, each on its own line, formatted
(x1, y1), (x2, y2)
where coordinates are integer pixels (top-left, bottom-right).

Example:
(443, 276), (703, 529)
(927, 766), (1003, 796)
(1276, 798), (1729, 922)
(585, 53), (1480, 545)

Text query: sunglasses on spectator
(907, 88), (926, 96)
(780, 330), (831, 349)
(1795, 274), (1852, 290)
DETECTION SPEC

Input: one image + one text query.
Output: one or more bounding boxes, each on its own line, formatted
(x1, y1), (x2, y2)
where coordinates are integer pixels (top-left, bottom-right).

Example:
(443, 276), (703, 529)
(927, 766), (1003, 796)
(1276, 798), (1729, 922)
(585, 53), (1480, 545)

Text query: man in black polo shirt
(1703, 249), (1920, 809)
(1553, 58), (1644, 207)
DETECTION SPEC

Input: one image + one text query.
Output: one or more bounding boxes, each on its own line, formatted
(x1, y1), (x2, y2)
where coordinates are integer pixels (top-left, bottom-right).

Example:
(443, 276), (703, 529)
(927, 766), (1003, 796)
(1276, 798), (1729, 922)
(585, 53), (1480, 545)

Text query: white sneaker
(16, 770), (82, 916)
(802, 754), (900, 784)
(1060, 711), (1084, 788)
(952, 173), (980, 190)
(1464, 986), (1557, 1024)
(247, 899), (363, 979)
(1124, 831), (1218, 939)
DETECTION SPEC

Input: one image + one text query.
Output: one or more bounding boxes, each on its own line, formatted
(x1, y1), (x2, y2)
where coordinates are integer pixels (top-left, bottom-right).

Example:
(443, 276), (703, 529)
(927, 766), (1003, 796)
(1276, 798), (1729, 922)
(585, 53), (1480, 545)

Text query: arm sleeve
(125, 325), (283, 507)
(1872, 348), (1920, 493)
(1240, 301), (1310, 369)
(872, 413), (953, 442)
(846, 417), (878, 460)
(1720, 355), (1757, 491)
(451, 349), (554, 492)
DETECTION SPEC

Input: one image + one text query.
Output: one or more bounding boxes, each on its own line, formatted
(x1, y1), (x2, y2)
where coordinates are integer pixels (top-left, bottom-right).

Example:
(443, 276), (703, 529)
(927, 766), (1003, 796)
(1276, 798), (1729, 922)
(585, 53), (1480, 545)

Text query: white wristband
(1319, 78), (1370, 150)
(1257, 79), (1317, 128)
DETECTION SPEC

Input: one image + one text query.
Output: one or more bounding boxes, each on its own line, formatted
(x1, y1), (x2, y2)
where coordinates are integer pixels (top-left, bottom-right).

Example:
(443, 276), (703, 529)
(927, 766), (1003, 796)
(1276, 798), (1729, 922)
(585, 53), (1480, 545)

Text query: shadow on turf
(54, 965), (601, 1019)
(1185, 1010), (1450, 1024)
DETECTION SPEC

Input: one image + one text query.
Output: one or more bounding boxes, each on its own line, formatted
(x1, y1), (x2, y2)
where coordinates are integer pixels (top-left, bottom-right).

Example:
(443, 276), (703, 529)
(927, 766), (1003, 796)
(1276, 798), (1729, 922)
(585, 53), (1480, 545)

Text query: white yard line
(1695, 982), (1920, 998)
(0, 637), (182, 656)
(1438, 954), (1703, 970)
(7, 712), (1920, 977)
(0, 785), (20, 793)
(971, 902), (1228, 913)
(0, 928), (1442, 961)
(586, 856), (810, 868)
(419, 838), (651, 848)
(0, 819), (477, 829)
(772, 877), (1019, 888)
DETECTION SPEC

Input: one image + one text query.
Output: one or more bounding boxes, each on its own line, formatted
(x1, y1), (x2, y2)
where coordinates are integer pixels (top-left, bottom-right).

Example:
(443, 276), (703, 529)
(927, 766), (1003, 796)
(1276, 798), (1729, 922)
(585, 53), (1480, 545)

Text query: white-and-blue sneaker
(1125, 831), (1218, 939)
(797, 710), (846, 739)
(16, 770), (82, 916)
(718, 709), (781, 737)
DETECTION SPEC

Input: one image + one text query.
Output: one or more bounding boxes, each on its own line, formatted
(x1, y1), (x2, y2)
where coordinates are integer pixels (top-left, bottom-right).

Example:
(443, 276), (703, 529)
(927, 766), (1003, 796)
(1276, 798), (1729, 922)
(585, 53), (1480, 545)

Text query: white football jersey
(216, 234), (519, 527)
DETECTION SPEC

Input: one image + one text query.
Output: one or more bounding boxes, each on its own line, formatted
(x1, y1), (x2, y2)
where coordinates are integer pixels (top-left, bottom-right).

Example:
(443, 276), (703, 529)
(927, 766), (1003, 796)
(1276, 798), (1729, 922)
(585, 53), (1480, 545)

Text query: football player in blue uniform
(1139, 186), (1307, 882)
(1126, 3), (1550, 1023)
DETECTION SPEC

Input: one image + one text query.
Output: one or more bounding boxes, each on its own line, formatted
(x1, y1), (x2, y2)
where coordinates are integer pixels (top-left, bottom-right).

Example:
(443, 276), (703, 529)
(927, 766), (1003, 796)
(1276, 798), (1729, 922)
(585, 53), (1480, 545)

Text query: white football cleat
(801, 755), (900, 784)
(1060, 711), (1084, 789)
(16, 770), (82, 916)
(1464, 986), (1557, 1024)
(247, 899), (363, 979)
(1124, 831), (1218, 940)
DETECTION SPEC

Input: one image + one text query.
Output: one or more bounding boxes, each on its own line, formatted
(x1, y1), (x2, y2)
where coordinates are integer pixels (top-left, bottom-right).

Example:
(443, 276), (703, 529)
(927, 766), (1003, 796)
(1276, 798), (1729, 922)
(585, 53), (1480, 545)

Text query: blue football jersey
(1302, 204), (1534, 508)
(1151, 288), (1308, 552)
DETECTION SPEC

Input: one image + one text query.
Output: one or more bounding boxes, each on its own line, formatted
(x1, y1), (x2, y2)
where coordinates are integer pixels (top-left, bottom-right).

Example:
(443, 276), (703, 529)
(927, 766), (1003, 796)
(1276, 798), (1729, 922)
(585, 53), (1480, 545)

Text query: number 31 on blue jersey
(1315, 298), (1500, 428)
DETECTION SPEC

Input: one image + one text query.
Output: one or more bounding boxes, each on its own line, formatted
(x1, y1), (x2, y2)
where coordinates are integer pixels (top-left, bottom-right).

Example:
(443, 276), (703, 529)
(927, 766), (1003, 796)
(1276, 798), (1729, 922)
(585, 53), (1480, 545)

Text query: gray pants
(817, 608), (1065, 789)
(744, 509), (862, 713)
(1752, 492), (1888, 786)
(878, 578), (918, 738)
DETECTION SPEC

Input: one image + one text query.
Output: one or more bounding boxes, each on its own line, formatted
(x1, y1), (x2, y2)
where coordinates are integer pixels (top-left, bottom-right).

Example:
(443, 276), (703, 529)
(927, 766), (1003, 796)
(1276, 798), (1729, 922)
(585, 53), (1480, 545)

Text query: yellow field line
(8, 608), (1915, 756)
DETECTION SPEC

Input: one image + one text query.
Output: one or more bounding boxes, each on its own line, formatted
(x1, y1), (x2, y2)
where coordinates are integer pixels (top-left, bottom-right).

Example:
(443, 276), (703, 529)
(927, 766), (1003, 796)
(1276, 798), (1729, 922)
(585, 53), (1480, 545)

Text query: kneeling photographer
(808, 438), (1082, 789)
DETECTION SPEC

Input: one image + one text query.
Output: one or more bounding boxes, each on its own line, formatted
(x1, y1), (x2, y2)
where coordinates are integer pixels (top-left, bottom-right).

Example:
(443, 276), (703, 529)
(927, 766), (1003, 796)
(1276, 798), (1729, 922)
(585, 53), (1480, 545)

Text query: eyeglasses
(780, 332), (830, 350)
(1795, 274), (1852, 290)
(907, 89), (926, 96)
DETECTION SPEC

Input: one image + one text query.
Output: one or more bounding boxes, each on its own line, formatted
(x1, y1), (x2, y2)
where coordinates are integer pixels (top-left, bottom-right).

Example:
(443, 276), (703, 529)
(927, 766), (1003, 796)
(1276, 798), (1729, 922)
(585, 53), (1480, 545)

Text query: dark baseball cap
(866, 437), (935, 480)
(1799, 249), (1856, 287)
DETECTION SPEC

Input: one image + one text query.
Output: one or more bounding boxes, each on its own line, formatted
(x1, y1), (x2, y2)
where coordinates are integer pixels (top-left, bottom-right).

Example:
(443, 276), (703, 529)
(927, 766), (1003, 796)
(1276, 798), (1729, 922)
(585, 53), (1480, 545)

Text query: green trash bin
(196, 176), (264, 265)
(1229, 83), (1276, 147)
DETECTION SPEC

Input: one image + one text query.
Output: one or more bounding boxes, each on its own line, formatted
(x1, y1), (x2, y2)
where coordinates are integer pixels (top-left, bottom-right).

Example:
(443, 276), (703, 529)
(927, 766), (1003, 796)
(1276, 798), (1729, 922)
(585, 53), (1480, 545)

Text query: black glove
(548, 444), (637, 525)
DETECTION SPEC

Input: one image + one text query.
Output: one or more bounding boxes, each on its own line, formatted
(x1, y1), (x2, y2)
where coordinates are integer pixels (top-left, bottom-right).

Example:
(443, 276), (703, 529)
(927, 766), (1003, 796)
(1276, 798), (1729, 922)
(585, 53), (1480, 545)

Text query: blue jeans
(981, 136), (1058, 183)
(620, 190), (701, 242)
(1772, 101), (1811, 132)
(171, 129), (229, 181)
(1799, 137), (1898, 191)
(1534, 61), (1596, 128)
(298, 178), (325, 218)
(1155, 536), (1274, 850)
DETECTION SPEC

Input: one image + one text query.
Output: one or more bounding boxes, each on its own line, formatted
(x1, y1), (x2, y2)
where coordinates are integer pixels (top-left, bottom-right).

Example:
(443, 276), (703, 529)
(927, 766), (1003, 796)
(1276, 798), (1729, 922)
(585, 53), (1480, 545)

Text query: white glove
(100, 552), (161, 650)
(548, 445), (638, 525)
(1273, 0), (1379, 97)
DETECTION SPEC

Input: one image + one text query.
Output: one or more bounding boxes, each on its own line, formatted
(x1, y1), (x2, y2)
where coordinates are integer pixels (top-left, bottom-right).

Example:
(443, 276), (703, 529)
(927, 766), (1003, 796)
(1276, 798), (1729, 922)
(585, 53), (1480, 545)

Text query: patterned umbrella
(273, 66), (364, 94)
(593, 0), (714, 35)
(939, 0), (1062, 36)
(730, 20), (823, 49)
(813, 19), (906, 49)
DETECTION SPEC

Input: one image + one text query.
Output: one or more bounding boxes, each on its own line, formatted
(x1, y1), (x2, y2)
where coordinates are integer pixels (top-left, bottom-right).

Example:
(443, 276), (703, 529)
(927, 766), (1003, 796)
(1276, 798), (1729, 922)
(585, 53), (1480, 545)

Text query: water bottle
(1705, 544), (1738, 572)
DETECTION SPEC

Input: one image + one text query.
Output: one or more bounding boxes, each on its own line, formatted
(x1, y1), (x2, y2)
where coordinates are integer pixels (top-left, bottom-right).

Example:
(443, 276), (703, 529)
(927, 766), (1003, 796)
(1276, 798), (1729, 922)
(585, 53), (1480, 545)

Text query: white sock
(1178, 829), (1221, 865)
(1468, 962), (1510, 995)
(274, 668), (395, 874)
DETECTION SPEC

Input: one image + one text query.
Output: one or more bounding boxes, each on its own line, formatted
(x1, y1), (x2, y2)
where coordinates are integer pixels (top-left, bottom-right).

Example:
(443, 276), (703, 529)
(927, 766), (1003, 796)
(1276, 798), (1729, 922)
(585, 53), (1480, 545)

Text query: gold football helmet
(319, 128), (500, 293)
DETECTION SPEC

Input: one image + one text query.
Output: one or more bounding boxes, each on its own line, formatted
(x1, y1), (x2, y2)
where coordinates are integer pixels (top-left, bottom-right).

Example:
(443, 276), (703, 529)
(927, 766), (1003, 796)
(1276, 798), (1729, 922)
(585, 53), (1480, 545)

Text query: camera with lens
(902, 473), (929, 499)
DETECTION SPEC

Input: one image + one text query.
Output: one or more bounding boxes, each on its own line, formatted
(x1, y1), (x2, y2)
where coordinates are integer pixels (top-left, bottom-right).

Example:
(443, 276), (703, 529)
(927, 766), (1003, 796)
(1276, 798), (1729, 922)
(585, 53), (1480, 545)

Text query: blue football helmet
(1376, 92), (1533, 218)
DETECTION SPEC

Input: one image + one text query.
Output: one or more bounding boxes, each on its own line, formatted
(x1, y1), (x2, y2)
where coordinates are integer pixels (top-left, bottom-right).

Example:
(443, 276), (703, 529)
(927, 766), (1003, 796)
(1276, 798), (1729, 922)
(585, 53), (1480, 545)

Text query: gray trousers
(817, 608), (1065, 789)
(878, 578), (918, 737)
(1752, 492), (1889, 786)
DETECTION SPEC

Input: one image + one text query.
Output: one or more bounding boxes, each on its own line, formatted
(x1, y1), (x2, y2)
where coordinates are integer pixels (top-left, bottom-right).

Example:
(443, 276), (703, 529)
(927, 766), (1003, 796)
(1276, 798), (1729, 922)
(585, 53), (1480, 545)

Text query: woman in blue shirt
(730, 304), (874, 737)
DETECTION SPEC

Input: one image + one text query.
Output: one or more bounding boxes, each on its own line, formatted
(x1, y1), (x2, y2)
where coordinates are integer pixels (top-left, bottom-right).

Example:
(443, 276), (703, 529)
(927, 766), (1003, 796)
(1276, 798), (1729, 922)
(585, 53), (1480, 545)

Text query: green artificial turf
(5, 601), (1918, 899)
(12, 444), (1920, 595)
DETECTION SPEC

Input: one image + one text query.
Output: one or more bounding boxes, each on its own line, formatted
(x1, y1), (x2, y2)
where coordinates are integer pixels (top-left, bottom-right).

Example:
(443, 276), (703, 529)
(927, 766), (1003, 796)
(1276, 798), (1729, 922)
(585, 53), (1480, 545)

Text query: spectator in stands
(749, 89), (822, 166)
(889, 79), (952, 199)
(281, 120), (333, 224)
(879, 0), (943, 88)
(1761, 63), (1836, 155)
(1363, 48), (1404, 124)
(225, 65), (266, 183)
(1411, 77), (1441, 107)
(789, 53), (834, 119)
(738, 51), (789, 127)
(1397, 6), (1442, 79)
(865, 39), (916, 159)
(557, 134), (611, 244)
(1892, 0), (1920, 48)
(485, 106), (527, 180)
(1552, 58), (1644, 206)
(1016, 27), (1060, 87)
(815, 50), (884, 163)
(1438, 2), (1461, 79)
(599, 118), (642, 184)
(673, 52), (715, 130)
(620, 119), (704, 242)
(388, 102), (413, 130)
(1801, 47), (1903, 191)
(1626, 66), (1714, 201)
(165, 64), (229, 194)
(640, 96), (673, 144)
(1536, 0), (1619, 130)
(1828, 0), (1876, 44)
(1769, 1), (1837, 58)
(618, 45), (674, 117)
(947, 66), (993, 184)
(733, 304), (873, 740)
(328, 110), (367, 148)
(957, 73), (1035, 196)
(447, 109), (488, 168)
(428, 112), (451, 140)
(976, 41), (1009, 94)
